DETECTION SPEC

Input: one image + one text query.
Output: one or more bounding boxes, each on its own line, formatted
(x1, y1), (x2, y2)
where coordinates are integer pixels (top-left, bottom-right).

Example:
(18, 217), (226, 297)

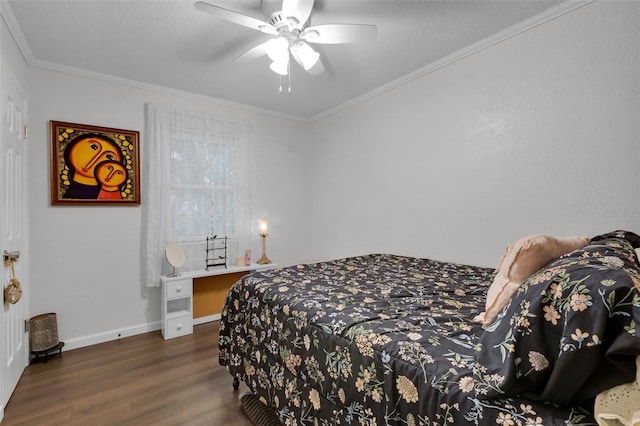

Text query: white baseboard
(59, 315), (221, 352)
(62, 321), (162, 351)
(194, 313), (220, 325)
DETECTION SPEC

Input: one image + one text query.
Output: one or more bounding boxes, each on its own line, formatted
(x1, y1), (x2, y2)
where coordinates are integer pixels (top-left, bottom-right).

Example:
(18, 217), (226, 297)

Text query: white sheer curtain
(141, 103), (257, 287)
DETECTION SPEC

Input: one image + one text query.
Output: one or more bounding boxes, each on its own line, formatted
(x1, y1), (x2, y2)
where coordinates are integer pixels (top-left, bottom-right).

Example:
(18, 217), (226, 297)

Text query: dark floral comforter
(219, 234), (640, 425)
(475, 231), (640, 408)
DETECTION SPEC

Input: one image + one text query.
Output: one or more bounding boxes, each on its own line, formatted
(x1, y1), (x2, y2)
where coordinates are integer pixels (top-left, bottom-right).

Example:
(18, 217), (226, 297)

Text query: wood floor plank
(1, 322), (251, 425)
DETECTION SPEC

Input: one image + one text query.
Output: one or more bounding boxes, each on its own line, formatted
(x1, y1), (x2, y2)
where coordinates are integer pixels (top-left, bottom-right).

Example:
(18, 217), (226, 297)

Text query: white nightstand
(161, 278), (193, 339)
(160, 263), (275, 339)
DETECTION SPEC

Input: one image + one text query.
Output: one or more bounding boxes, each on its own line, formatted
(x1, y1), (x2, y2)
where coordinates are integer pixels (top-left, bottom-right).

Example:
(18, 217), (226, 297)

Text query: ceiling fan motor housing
(267, 12), (306, 46)
(268, 11), (305, 32)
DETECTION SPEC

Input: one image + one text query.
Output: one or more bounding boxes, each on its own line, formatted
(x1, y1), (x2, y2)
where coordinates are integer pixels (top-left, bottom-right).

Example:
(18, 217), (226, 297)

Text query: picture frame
(50, 121), (140, 206)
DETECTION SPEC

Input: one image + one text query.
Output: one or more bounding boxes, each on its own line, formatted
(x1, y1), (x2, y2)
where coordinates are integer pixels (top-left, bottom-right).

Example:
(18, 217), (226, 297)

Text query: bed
(219, 231), (640, 425)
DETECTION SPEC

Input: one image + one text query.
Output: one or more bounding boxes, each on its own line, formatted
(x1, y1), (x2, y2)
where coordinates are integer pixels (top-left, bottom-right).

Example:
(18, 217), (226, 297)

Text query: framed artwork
(50, 121), (140, 206)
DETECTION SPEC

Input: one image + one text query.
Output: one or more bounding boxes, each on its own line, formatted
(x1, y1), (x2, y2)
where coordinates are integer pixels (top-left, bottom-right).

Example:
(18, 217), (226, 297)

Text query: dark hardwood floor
(1, 322), (253, 425)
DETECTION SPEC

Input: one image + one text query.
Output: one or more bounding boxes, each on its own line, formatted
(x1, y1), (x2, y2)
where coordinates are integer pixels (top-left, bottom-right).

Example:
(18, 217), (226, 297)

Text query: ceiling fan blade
(233, 40), (270, 64)
(194, 1), (277, 35)
(281, 0), (314, 27)
(301, 24), (377, 44)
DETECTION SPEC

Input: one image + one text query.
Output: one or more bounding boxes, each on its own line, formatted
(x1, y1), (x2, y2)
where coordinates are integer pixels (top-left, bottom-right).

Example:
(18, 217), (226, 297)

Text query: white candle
(259, 220), (268, 236)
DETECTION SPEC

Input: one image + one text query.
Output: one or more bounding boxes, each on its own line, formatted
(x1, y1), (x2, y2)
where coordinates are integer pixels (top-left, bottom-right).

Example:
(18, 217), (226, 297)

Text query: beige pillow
(475, 234), (589, 324)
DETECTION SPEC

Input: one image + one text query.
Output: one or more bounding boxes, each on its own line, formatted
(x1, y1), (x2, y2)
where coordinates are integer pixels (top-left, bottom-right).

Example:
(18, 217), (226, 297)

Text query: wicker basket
(29, 313), (59, 352)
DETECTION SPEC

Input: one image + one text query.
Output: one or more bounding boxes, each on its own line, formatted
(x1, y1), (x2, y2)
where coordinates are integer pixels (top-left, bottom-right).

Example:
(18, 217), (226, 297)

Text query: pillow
(475, 234), (589, 324)
(594, 356), (640, 426)
(474, 232), (640, 406)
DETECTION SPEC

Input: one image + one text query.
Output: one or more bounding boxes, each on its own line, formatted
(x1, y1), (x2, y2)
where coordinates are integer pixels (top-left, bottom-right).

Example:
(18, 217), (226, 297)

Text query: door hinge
(23, 125), (28, 139)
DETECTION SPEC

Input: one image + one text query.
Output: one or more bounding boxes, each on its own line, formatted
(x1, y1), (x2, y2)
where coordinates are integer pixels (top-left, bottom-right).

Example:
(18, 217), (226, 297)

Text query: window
(142, 103), (257, 286)
(169, 128), (239, 241)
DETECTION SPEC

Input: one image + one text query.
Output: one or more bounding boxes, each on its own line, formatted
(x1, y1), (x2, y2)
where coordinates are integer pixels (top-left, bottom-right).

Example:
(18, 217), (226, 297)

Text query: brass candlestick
(257, 233), (272, 264)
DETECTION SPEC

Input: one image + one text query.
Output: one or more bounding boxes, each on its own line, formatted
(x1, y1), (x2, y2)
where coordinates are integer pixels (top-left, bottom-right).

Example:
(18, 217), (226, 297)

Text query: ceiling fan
(194, 0), (377, 77)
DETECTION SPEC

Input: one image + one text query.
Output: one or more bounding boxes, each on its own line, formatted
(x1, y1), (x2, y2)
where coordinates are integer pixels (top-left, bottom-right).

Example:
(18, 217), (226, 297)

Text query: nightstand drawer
(164, 315), (192, 339)
(165, 280), (192, 299)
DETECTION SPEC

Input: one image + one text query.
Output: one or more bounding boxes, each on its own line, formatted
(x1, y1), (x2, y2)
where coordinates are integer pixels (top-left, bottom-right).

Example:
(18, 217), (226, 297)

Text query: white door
(0, 64), (29, 417)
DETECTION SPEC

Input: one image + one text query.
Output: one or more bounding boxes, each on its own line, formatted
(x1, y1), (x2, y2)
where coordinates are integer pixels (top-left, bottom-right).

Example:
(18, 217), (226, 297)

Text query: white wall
(309, 1), (640, 267)
(25, 69), (312, 347)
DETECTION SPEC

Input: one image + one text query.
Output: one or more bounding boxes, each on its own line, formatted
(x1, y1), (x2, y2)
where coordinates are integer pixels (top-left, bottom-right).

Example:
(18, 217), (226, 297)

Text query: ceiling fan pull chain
(279, 74), (283, 94)
(288, 62), (292, 94)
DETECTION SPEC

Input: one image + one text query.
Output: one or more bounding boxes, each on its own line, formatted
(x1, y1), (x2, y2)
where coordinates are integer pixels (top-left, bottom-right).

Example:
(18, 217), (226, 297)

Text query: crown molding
(0, 0), (34, 62)
(29, 58), (312, 122)
(310, 0), (596, 122)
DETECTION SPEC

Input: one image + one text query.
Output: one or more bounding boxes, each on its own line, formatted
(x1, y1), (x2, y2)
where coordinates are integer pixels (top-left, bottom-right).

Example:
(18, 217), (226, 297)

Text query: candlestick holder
(257, 233), (272, 264)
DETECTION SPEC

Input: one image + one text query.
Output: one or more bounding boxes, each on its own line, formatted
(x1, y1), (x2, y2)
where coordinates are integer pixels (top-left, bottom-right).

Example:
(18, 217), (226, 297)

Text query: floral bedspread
(218, 252), (610, 425)
(475, 232), (640, 408)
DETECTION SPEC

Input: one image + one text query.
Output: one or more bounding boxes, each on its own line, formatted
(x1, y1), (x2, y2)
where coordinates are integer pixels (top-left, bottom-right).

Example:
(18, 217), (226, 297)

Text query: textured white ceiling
(4, 0), (569, 120)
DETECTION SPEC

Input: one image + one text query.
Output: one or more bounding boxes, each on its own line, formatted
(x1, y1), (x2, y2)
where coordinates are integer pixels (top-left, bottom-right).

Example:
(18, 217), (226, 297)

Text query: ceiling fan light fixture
(266, 37), (289, 63)
(291, 42), (319, 70)
(270, 58), (289, 75)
